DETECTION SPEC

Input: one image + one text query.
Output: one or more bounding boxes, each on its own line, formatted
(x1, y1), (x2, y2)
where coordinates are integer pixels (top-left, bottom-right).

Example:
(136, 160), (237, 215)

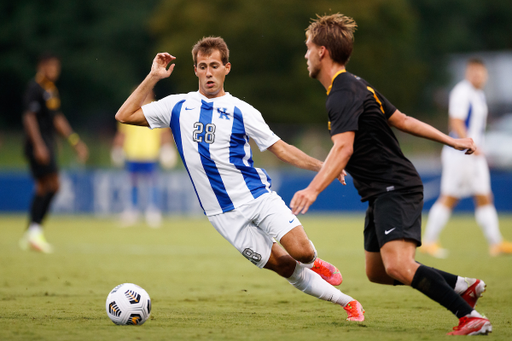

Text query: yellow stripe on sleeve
(367, 86), (385, 114)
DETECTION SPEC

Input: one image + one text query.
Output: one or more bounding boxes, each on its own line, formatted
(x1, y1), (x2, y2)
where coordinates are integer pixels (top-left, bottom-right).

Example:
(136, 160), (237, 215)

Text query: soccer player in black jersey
(290, 14), (492, 335)
(19, 53), (88, 253)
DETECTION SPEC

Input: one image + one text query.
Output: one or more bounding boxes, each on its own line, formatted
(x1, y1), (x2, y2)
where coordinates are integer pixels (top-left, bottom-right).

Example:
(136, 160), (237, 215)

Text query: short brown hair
(306, 13), (357, 65)
(467, 58), (485, 67)
(192, 36), (230, 66)
(37, 51), (60, 65)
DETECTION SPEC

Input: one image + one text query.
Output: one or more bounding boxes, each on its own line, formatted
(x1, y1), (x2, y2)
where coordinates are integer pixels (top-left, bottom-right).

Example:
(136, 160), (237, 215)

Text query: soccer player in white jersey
(115, 36), (365, 321)
(421, 58), (512, 258)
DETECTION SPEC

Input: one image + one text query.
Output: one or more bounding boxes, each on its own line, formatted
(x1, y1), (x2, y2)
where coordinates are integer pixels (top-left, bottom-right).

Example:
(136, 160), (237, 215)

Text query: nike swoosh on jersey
(185, 107), (194, 110)
(385, 228), (396, 235)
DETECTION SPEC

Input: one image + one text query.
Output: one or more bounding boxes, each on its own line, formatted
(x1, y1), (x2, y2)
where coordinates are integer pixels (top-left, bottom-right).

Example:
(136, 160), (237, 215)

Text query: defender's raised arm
(115, 53), (176, 126)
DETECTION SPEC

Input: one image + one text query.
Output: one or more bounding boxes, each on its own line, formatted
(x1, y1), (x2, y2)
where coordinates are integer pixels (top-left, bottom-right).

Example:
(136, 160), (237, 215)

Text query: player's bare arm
(116, 53), (176, 126)
(23, 111), (50, 164)
(449, 118), (481, 155)
(267, 140), (348, 184)
(388, 109), (476, 155)
(290, 131), (354, 215)
(449, 118), (467, 138)
(267, 140), (323, 172)
(54, 113), (89, 163)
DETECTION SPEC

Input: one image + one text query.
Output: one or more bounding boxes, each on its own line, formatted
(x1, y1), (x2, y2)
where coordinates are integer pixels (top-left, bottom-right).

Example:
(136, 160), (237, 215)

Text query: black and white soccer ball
(105, 283), (151, 325)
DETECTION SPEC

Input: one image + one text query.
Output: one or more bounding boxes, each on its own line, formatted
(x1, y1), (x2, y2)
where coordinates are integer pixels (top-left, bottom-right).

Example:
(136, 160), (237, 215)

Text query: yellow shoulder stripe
(326, 69), (346, 95)
(366, 86), (384, 114)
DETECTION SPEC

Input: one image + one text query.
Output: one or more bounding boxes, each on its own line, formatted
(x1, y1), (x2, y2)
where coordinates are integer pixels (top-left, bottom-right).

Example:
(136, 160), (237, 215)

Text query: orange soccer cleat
(343, 300), (365, 322)
(310, 258), (343, 286)
(489, 240), (512, 256)
(418, 242), (448, 259)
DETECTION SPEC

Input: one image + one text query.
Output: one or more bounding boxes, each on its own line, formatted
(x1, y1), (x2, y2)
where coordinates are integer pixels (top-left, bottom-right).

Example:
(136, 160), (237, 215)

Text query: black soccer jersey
(326, 71), (423, 201)
(23, 75), (61, 148)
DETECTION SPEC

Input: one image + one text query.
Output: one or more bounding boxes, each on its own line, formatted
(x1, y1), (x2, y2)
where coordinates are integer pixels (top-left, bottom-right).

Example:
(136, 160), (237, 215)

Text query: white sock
(28, 223), (42, 235)
(287, 263), (354, 307)
(423, 202), (452, 244)
(475, 204), (502, 245)
(454, 277), (474, 294)
(466, 310), (482, 318)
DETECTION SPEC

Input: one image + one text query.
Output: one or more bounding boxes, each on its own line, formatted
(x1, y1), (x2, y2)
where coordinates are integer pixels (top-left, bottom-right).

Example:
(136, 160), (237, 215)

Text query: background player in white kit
(421, 58), (512, 258)
(115, 36), (365, 321)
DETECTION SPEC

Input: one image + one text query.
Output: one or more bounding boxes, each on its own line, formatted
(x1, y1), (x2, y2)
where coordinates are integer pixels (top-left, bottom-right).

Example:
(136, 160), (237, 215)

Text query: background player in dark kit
(19, 52), (89, 253)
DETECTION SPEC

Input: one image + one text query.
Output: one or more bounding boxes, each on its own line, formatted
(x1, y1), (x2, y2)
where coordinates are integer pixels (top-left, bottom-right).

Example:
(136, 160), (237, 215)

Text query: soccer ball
(105, 283), (151, 325)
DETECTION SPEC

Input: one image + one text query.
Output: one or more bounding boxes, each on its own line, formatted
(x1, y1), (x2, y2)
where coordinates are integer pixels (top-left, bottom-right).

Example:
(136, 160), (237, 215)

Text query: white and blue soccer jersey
(142, 91), (280, 216)
(448, 79), (488, 147)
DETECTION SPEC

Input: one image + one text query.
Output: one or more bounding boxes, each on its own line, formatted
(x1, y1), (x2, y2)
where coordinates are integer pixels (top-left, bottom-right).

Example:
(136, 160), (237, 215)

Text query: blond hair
(306, 13), (357, 65)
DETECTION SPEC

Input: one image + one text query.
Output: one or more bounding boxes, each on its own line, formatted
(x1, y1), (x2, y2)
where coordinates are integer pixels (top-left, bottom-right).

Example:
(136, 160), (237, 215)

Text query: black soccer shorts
(363, 189), (423, 252)
(25, 142), (58, 179)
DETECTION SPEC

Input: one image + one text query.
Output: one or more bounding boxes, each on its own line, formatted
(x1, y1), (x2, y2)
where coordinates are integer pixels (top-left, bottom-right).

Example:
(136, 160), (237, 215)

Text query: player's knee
(366, 266), (390, 284)
(439, 195), (458, 208)
(51, 177), (60, 192)
(294, 249), (316, 264)
(50, 182), (60, 193)
(42, 184), (59, 195)
(39, 175), (60, 193)
(271, 256), (297, 278)
(366, 269), (381, 283)
(383, 263), (403, 282)
(286, 241), (316, 264)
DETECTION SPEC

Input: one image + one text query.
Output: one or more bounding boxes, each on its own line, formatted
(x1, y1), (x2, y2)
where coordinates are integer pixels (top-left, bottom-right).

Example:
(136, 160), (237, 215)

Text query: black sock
(28, 191), (56, 226)
(393, 280), (404, 286)
(411, 265), (472, 318)
(416, 262), (458, 289)
(40, 191), (56, 222)
(428, 267), (458, 289)
(29, 194), (46, 225)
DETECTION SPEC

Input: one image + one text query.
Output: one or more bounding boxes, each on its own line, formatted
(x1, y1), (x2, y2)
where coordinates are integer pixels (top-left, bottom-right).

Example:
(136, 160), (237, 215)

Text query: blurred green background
(2, 0), (512, 169)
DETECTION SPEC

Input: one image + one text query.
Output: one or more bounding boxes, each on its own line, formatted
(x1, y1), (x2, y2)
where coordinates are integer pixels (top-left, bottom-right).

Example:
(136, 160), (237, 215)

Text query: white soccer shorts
(207, 191), (301, 268)
(440, 147), (491, 198)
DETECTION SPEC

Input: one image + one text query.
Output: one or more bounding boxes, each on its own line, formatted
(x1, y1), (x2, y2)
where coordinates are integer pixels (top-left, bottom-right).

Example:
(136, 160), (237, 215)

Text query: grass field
(1, 214), (511, 340)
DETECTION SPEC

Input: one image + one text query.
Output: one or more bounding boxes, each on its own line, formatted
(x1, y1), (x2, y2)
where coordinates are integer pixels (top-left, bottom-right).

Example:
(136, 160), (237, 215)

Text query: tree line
(2, 0), (512, 131)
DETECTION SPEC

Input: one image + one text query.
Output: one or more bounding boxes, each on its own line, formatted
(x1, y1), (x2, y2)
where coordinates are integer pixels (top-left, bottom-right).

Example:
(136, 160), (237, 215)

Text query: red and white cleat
(461, 278), (486, 308)
(447, 316), (492, 335)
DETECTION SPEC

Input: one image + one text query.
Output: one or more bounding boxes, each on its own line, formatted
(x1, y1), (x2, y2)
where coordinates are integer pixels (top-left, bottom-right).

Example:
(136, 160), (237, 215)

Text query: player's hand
(159, 143), (177, 169)
(74, 141), (89, 163)
(290, 188), (318, 215)
(34, 144), (50, 165)
(150, 53), (176, 80)
(337, 169), (347, 185)
(453, 137), (476, 155)
(111, 146), (124, 167)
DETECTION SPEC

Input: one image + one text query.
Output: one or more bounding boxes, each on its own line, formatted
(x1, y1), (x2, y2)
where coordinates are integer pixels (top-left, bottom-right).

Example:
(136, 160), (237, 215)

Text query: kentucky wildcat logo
(217, 107), (230, 119)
